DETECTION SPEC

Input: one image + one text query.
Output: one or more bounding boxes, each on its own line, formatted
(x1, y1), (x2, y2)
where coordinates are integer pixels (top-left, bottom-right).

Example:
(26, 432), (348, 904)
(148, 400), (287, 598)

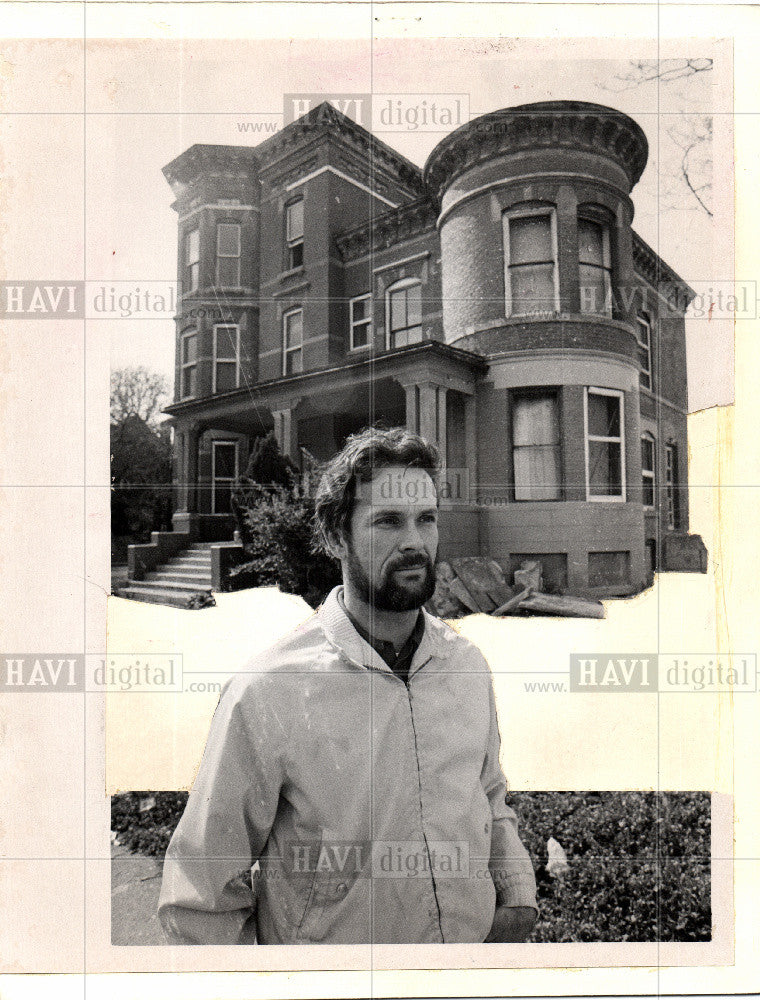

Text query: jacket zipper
(400, 661), (444, 941)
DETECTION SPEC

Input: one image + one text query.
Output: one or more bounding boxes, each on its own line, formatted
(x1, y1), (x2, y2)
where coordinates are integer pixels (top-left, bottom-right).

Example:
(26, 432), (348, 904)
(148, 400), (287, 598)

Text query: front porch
(125, 343), (485, 593)
(167, 341), (483, 534)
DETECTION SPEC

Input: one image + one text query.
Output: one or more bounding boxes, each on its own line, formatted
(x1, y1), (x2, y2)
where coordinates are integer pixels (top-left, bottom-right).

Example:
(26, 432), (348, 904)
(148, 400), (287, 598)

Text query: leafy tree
(110, 368), (173, 559)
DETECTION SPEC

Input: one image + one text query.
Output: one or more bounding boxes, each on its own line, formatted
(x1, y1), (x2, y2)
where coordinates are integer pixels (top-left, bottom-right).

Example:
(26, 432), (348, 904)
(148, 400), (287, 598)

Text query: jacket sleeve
(158, 674), (285, 944)
(480, 677), (538, 911)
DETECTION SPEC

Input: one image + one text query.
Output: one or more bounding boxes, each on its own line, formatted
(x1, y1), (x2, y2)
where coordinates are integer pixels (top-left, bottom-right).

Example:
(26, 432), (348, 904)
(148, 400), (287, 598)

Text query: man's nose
(398, 517), (425, 551)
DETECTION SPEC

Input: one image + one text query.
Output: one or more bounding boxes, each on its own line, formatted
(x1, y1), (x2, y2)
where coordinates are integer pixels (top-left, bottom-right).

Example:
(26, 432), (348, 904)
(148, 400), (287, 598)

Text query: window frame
(185, 228), (200, 293)
(211, 439), (239, 515)
(583, 386), (626, 503)
(578, 215), (613, 318)
(349, 293), (372, 351)
(636, 313), (653, 390)
(215, 222), (241, 288)
(385, 276), (423, 349)
(212, 323), (240, 394)
(285, 198), (305, 271)
(641, 432), (656, 510)
(665, 442), (680, 530)
(503, 207), (559, 318)
(180, 329), (198, 401)
(510, 388), (563, 502)
(282, 307), (304, 376)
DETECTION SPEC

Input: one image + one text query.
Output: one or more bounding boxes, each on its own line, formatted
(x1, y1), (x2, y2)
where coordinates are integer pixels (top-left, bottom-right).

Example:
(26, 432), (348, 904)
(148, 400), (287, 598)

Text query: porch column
(402, 383), (419, 434)
(185, 423), (200, 514)
(398, 380), (447, 456)
(463, 393), (478, 501)
(272, 398), (302, 463)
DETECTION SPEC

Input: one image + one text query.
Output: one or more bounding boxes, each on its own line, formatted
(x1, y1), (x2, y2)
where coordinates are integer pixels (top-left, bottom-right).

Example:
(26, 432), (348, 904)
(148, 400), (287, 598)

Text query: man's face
(337, 465), (439, 612)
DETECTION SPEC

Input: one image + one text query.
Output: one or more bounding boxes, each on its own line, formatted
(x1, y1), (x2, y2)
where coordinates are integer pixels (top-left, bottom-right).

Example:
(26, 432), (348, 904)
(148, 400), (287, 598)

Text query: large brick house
(126, 100), (706, 603)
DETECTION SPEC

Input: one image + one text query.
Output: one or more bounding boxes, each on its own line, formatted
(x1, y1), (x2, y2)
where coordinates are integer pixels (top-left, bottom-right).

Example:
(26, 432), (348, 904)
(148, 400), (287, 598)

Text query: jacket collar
(318, 586), (456, 676)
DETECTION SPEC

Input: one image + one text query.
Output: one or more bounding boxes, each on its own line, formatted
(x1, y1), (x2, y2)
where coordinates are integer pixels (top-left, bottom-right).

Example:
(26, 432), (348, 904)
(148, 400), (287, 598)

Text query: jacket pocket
(295, 834), (362, 943)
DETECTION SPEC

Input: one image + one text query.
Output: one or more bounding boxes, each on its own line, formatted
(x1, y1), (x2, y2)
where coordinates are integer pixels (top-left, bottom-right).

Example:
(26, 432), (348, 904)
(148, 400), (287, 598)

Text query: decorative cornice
(255, 102), (424, 195)
(163, 144), (260, 192)
(424, 101), (649, 205)
(632, 232), (696, 309)
(336, 197), (438, 261)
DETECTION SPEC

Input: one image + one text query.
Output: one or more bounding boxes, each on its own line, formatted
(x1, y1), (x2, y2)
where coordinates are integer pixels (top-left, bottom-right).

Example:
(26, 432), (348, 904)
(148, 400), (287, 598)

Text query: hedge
(111, 789), (710, 942)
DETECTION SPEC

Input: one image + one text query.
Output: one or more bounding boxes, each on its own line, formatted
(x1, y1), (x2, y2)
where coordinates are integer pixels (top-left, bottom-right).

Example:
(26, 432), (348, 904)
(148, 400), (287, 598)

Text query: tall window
(350, 294), (372, 350)
(504, 210), (558, 316)
(387, 278), (422, 348)
(211, 441), (238, 515)
(584, 387), (625, 500)
(578, 218), (612, 316)
(641, 433), (655, 508)
(665, 443), (680, 529)
(285, 199), (304, 269)
(283, 308), (303, 375)
(180, 330), (197, 399)
(512, 392), (561, 500)
(636, 313), (653, 390)
(185, 228), (200, 292)
(216, 223), (241, 287)
(213, 324), (240, 393)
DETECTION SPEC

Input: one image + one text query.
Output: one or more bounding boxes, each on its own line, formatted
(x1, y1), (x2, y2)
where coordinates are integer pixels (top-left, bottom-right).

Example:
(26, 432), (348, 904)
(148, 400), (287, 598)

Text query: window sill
(279, 266), (306, 282)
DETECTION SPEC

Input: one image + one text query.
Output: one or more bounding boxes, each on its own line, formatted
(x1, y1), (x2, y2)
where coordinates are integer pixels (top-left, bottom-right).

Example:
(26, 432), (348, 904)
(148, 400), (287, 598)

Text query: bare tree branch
(603, 58), (713, 92)
(111, 366), (170, 426)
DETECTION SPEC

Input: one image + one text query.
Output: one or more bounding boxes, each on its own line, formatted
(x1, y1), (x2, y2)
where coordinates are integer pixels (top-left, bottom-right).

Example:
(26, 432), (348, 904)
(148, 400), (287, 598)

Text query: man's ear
(325, 529), (348, 562)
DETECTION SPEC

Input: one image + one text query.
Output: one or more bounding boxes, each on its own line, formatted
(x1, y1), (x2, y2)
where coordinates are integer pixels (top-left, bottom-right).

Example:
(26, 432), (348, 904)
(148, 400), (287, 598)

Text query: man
(158, 427), (537, 945)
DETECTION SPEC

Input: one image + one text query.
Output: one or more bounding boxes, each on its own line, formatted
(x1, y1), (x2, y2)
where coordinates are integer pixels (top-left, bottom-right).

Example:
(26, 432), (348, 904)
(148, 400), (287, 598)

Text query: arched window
(386, 278), (422, 348)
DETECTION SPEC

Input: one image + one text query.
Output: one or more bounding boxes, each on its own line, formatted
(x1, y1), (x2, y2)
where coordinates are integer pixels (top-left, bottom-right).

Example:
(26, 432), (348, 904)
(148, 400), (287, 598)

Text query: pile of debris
(427, 557), (605, 620)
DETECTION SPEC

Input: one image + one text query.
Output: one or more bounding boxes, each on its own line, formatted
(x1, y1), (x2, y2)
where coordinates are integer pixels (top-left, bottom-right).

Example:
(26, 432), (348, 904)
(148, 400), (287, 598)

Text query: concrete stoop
(118, 543), (215, 609)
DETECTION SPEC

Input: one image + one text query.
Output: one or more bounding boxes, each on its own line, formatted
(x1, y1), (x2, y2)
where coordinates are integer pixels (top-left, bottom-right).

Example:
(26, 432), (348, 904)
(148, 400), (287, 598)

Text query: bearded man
(158, 426), (537, 945)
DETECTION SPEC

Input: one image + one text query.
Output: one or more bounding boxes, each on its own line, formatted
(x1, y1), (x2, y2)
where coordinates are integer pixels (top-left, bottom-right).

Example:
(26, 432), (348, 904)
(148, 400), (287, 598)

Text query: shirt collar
(337, 590), (425, 673)
(318, 586), (455, 675)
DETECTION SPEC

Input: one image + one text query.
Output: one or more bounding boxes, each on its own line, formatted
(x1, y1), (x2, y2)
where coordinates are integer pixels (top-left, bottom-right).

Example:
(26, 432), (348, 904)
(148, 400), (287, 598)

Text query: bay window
(584, 387), (625, 500)
(512, 392), (562, 500)
(579, 218), (612, 316)
(503, 209), (558, 316)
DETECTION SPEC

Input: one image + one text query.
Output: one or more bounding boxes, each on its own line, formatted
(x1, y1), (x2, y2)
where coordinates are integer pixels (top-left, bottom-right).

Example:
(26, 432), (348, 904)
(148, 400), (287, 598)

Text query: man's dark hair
(314, 426), (441, 554)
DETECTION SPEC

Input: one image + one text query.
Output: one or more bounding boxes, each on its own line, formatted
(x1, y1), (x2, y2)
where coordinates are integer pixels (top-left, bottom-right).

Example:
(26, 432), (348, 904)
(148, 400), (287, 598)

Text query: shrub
(229, 482), (341, 608)
(111, 791), (188, 857)
(506, 790), (711, 942)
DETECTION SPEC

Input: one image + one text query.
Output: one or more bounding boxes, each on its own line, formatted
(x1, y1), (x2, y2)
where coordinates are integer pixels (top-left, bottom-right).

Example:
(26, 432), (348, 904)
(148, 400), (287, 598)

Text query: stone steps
(119, 543), (217, 608)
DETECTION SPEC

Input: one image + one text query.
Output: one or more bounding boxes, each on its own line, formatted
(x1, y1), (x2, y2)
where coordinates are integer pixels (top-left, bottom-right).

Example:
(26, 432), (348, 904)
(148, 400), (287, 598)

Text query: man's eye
(419, 513), (437, 524)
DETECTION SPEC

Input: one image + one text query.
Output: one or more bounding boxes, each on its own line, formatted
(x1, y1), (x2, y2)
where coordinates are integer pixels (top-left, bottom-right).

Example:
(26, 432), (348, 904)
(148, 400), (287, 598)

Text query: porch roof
(164, 340), (486, 424)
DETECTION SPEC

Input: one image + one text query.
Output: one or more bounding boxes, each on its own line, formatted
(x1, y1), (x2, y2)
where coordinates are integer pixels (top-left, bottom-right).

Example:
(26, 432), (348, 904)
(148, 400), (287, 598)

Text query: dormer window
(503, 209), (559, 316)
(579, 218), (612, 317)
(285, 199), (304, 270)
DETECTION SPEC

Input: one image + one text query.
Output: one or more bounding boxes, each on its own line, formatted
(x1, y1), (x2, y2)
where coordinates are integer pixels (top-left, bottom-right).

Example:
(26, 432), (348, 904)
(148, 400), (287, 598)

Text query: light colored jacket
(158, 587), (537, 945)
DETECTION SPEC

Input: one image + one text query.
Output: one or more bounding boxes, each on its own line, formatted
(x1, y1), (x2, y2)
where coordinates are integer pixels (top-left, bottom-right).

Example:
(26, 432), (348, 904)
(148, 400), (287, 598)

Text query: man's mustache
(387, 554), (433, 572)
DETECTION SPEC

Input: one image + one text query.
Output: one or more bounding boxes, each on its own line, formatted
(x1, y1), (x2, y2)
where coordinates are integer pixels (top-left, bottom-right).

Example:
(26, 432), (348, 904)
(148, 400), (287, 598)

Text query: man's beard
(344, 546), (437, 612)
